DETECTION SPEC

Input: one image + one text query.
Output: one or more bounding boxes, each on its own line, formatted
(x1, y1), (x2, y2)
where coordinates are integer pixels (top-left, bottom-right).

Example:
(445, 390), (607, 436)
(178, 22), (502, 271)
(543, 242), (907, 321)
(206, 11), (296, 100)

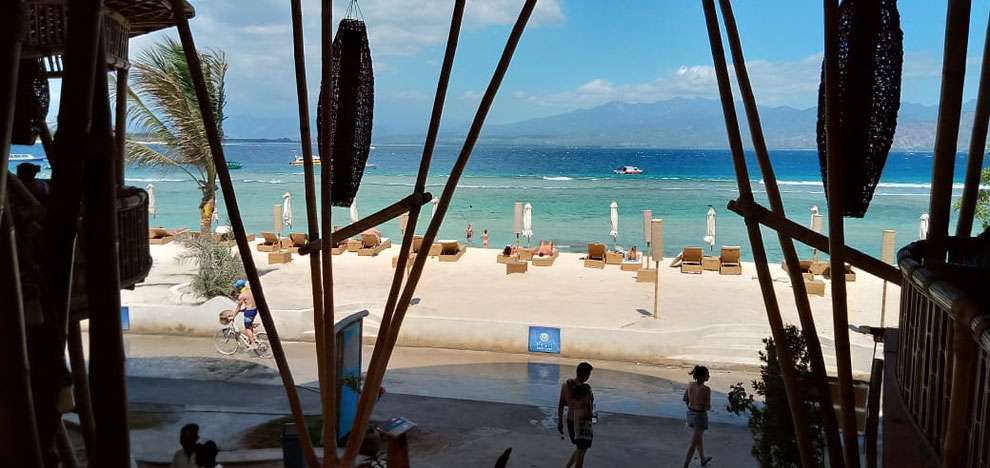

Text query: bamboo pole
(167, 2), (320, 466)
(942, 316), (977, 466)
(822, 0), (861, 464)
(342, 2), (466, 464)
(727, 198), (901, 284)
(286, 0), (332, 459)
(54, 420), (79, 468)
(701, 1), (818, 466)
(67, 320), (95, 456)
(114, 67), (128, 187)
(956, 13), (990, 239)
(84, 36), (131, 466)
(318, 0), (337, 464)
(927, 0), (972, 265)
(298, 193), (431, 255)
(715, 1), (844, 463)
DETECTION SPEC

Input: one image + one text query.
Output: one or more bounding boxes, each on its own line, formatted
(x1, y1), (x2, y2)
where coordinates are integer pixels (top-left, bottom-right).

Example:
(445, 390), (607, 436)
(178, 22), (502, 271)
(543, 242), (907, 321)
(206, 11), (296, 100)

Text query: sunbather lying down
(534, 240), (555, 257)
(363, 227), (382, 244)
(502, 245), (517, 256)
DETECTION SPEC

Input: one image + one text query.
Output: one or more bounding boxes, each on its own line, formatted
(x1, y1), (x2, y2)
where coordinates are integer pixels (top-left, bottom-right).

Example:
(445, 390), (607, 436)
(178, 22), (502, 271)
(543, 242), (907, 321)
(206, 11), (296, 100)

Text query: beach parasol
(522, 203), (533, 245)
(810, 205), (824, 261)
(282, 192), (293, 228)
(705, 205), (716, 255)
(513, 202), (523, 248)
(350, 200), (359, 224)
(610, 201), (619, 248)
(643, 209), (652, 264)
(431, 198), (439, 217)
(919, 213), (929, 240)
(147, 184), (157, 218)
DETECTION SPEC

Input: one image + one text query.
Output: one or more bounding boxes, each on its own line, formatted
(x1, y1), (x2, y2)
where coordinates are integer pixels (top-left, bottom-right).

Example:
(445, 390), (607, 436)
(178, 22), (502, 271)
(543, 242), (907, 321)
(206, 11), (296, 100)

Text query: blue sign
(121, 306), (130, 331)
(529, 326), (561, 354)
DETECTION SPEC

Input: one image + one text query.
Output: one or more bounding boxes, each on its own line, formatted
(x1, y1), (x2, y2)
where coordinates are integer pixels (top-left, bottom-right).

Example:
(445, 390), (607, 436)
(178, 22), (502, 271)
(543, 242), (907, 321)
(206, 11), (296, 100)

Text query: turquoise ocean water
(10, 142), (977, 262)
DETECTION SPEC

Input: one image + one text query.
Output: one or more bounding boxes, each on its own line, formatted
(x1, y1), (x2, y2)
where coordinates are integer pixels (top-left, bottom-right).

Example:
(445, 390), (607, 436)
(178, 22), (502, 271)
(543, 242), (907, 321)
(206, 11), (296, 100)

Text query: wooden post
(942, 317), (977, 466)
(879, 230), (896, 327)
(927, 0), (972, 265)
(168, 1), (320, 465)
(823, 0), (861, 463)
(67, 321), (96, 456)
(956, 13), (990, 239)
(342, 2), (530, 464)
(864, 358), (884, 468)
(701, 1), (818, 466)
(114, 67), (128, 187)
(643, 209), (652, 267)
(286, 0), (331, 457)
(716, 0), (844, 462)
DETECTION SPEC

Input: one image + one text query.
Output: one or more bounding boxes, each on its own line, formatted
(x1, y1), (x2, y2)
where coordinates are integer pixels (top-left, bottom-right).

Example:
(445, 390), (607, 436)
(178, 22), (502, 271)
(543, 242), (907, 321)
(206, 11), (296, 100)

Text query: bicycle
(214, 310), (273, 358)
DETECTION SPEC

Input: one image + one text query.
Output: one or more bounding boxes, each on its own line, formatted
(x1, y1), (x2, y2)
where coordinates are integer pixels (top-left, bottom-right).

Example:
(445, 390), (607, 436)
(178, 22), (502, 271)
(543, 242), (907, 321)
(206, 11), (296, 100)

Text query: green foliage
(178, 235), (244, 299)
(116, 37), (227, 231)
(953, 165), (990, 231)
(726, 325), (826, 467)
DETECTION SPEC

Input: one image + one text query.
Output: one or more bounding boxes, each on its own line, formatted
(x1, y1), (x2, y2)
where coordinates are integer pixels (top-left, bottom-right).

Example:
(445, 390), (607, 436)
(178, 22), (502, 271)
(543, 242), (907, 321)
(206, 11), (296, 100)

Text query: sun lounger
(810, 261), (829, 276)
(605, 251), (623, 265)
(636, 268), (657, 282)
(496, 252), (517, 264)
(804, 278), (826, 296)
(719, 246), (743, 275)
(532, 250), (559, 267)
(680, 247), (703, 274)
(358, 233), (391, 256)
(506, 260), (527, 275)
(392, 253), (416, 269)
(702, 256), (720, 271)
(284, 232), (308, 253)
(346, 238), (363, 252)
(517, 247), (535, 261)
(438, 240), (466, 262)
(620, 258), (642, 271)
(823, 264), (856, 282)
(412, 236), (441, 257)
(584, 243), (607, 269)
(257, 232), (281, 252)
(781, 259), (815, 281)
(148, 227), (174, 245)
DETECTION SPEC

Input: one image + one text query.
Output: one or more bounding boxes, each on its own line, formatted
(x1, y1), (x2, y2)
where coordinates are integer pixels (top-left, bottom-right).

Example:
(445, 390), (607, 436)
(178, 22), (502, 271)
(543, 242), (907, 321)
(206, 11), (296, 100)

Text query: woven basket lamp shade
(318, 18), (375, 207)
(816, 0), (903, 217)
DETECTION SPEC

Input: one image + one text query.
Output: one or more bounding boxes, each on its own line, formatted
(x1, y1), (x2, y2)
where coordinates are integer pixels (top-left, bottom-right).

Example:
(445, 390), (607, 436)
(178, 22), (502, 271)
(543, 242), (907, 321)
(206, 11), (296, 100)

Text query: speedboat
(613, 165), (643, 175)
(10, 153), (45, 162)
(290, 155), (321, 166)
(226, 161), (243, 170)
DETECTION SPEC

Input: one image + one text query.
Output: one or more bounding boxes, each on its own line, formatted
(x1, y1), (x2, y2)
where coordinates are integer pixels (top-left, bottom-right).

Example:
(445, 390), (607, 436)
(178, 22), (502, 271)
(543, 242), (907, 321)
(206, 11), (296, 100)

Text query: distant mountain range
(470, 97), (976, 151)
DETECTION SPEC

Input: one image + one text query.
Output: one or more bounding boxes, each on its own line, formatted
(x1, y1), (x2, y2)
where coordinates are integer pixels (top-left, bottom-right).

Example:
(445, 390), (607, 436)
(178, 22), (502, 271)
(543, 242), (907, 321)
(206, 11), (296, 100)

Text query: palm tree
(122, 37), (227, 233)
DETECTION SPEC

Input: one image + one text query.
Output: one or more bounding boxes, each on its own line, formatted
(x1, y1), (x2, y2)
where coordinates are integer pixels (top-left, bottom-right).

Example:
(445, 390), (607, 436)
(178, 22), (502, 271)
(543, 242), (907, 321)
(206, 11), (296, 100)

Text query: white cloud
(462, 90), (482, 100)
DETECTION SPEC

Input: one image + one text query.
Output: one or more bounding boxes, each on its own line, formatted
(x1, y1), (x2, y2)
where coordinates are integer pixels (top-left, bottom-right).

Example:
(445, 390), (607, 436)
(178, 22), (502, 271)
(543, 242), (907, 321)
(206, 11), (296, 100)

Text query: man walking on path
(232, 280), (259, 349)
(558, 362), (595, 468)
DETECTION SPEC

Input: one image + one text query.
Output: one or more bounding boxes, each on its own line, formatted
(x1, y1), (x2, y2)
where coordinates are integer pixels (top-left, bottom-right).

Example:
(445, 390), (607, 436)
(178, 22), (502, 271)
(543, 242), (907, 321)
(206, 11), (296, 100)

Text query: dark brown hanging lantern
(317, 17), (375, 207)
(12, 59), (50, 145)
(816, 0), (902, 217)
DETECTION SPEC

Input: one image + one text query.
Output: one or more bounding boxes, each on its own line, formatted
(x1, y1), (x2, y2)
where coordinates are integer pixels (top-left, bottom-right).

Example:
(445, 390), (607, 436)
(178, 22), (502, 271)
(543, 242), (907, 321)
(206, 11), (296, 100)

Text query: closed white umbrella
(522, 203), (533, 244)
(147, 184), (157, 218)
(919, 213), (929, 240)
(705, 205), (716, 254)
(282, 192), (293, 228)
(431, 198), (439, 217)
(810, 206), (824, 262)
(609, 201), (619, 248)
(350, 200), (359, 224)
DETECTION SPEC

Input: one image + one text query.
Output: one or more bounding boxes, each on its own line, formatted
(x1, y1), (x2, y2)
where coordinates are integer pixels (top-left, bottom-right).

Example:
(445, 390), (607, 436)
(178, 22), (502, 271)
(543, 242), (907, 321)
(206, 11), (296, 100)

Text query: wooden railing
(895, 239), (990, 466)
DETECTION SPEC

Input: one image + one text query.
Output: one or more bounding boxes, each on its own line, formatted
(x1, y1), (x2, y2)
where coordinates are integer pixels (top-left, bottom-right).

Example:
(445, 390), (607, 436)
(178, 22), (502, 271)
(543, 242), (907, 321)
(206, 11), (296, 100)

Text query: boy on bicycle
(232, 279), (260, 349)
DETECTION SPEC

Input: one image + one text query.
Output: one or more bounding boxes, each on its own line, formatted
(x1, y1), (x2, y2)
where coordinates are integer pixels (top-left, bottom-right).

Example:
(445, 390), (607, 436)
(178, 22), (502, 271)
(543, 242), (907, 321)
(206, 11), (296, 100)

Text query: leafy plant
(118, 37), (227, 233)
(178, 235), (244, 299)
(954, 166), (990, 231)
(727, 325), (826, 467)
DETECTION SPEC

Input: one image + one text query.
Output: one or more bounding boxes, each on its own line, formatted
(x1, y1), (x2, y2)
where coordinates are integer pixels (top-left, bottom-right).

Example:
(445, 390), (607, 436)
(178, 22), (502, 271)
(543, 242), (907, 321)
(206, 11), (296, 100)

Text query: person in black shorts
(557, 362), (595, 467)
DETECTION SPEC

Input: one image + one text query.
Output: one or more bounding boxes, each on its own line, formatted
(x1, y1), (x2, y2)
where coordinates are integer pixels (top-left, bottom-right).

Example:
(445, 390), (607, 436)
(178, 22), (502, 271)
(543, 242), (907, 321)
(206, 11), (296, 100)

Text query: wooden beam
(114, 67), (128, 186)
(297, 192), (432, 255)
(318, 0), (337, 465)
(727, 198), (901, 285)
(956, 13), (990, 239)
(168, 2), (320, 466)
(341, 2), (466, 464)
(927, 0), (972, 264)
(701, 2), (817, 466)
(715, 1), (845, 463)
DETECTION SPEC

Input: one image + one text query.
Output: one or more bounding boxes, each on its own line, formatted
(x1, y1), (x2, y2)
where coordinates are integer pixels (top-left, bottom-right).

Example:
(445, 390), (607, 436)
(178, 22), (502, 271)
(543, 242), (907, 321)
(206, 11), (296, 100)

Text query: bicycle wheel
(253, 332), (273, 359)
(213, 328), (240, 355)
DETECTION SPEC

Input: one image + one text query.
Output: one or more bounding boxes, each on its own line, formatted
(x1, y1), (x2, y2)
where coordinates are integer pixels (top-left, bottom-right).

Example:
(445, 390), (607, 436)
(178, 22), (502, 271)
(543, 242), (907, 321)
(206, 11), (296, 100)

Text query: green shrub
(726, 324), (826, 467)
(179, 235), (245, 299)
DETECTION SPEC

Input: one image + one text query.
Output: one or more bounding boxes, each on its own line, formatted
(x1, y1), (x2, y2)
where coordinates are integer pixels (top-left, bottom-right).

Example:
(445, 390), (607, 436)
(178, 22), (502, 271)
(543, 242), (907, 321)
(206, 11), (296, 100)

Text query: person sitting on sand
(682, 365), (713, 467)
(625, 245), (639, 261)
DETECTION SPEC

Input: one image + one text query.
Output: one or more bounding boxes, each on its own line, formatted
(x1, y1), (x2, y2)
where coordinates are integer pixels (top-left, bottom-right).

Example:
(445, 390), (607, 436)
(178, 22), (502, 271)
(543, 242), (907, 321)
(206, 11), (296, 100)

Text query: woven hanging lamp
(12, 59), (50, 145)
(816, 0), (903, 217)
(317, 15), (375, 207)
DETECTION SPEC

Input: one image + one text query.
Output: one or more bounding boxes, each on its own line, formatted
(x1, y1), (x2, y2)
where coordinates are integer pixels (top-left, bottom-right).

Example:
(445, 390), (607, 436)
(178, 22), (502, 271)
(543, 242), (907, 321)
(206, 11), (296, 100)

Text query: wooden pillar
(114, 67), (128, 187)
(702, 1), (817, 466)
(167, 1), (320, 466)
(927, 0), (972, 264)
(67, 321), (95, 456)
(715, 0), (845, 463)
(956, 13), (990, 239)
(342, 2), (467, 464)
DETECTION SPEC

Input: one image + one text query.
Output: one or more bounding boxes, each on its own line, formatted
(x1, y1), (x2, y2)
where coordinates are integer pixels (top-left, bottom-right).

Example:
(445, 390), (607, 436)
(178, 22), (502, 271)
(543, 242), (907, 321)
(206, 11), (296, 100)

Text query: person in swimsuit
(558, 362), (595, 468)
(232, 280), (259, 349)
(625, 245), (639, 261)
(682, 365), (713, 467)
(466, 224), (474, 243)
(482, 229), (489, 248)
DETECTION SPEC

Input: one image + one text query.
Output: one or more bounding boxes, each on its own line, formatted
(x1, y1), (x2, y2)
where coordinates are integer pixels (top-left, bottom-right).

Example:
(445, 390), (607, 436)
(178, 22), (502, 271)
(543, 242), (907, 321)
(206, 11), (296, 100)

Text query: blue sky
(64, 0), (990, 138)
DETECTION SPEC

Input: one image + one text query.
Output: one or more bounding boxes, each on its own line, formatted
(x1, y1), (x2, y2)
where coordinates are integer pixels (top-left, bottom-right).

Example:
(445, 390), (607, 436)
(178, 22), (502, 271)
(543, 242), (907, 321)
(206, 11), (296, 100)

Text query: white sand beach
(122, 239), (898, 376)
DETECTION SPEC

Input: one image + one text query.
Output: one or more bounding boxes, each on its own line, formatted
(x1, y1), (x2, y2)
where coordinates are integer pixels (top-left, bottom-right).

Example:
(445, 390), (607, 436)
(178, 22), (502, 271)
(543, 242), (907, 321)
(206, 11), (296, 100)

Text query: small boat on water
(10, 153), (45, 163)
(290, 155), (321, 166)
(613, 165), (643, 175)
(227, 161), (243, 170)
